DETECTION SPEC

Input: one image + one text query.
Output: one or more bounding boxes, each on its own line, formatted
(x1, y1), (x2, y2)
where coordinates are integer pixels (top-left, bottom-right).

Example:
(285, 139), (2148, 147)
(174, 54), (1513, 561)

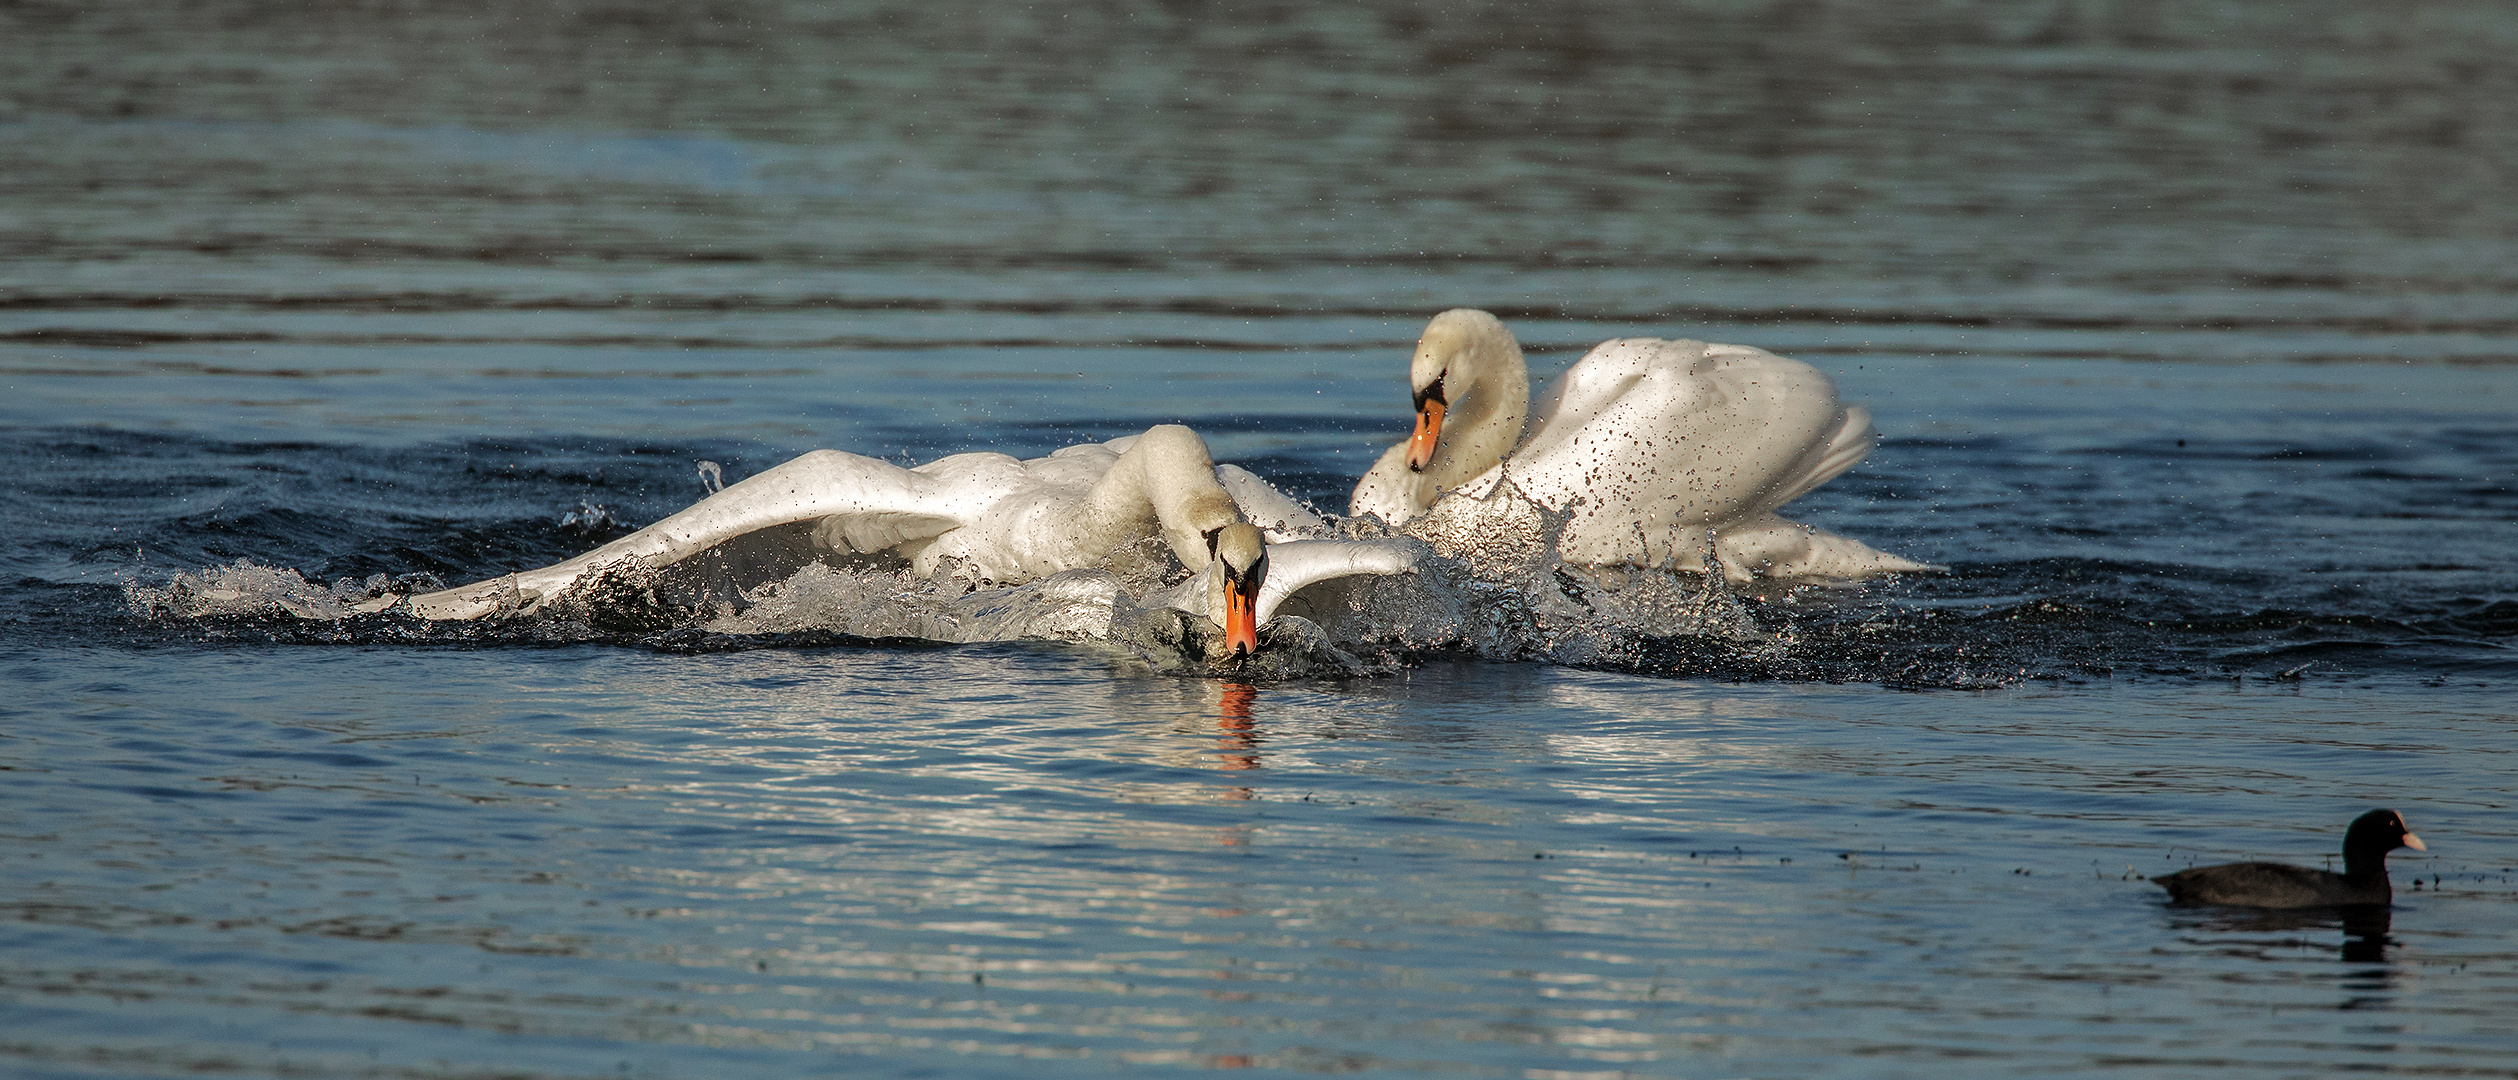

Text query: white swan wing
(1511, 337), (1849, 567)
(1254, 538), (1420, 624)
(1218, 463), (1329, 540)
(1149, 537), (1421, 627)
(409, 449), (1005, 619)
(411, 428), (1266, 620)
(1760, 403), (1877, 510)
(1347, 442), (1427, 525)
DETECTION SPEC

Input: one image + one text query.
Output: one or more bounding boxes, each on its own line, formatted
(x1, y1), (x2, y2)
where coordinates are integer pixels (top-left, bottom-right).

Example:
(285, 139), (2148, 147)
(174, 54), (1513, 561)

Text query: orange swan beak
(1405, 396), (1446, 472)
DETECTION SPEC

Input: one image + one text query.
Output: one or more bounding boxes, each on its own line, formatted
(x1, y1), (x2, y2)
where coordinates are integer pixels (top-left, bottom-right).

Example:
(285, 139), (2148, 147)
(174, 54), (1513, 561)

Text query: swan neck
(1083, 425), (1241, 571)
(1428, 329), (1528, 488)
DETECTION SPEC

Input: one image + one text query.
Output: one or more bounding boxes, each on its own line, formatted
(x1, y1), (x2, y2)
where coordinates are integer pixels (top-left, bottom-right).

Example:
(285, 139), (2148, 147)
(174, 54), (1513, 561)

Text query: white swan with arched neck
(410, 425), (1405, 655)
(1352, 309), (1937, 582)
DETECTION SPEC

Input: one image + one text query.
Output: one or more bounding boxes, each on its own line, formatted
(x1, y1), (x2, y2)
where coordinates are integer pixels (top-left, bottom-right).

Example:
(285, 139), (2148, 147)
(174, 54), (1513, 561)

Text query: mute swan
(409, 425), (1398, 657)
(1352, 309), (1935, 582)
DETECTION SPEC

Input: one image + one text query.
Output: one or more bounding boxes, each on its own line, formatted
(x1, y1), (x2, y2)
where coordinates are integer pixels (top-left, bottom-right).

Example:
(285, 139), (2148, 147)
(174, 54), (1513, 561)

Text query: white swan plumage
(1352, 309), (1936, 582)
(410, 425), (1405, 655)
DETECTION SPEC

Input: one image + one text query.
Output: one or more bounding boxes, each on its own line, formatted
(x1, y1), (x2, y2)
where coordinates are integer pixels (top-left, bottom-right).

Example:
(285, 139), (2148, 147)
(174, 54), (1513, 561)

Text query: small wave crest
(123, 562), (430, 623)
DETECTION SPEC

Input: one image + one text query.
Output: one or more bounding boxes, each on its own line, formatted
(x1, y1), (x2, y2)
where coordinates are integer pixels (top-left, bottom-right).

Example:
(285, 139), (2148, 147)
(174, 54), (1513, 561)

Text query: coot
(2155, 809), (2426, 908)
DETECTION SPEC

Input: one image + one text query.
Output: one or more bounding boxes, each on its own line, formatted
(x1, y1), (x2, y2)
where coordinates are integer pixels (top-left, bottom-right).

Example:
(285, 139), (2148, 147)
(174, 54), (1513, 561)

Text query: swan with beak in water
(410, 425), (1404, 657)
(1352, 309), (1936, 582)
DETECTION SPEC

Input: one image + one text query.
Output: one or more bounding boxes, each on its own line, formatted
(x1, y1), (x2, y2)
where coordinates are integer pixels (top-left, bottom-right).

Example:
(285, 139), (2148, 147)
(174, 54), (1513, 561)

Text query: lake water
(4, 2), (2515, 1076)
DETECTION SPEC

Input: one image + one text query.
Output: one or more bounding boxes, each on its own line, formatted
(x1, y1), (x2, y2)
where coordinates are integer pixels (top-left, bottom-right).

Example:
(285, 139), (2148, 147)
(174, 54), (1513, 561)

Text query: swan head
(1204, 522), (1269, 658)
(1404, 308), (1527, 473)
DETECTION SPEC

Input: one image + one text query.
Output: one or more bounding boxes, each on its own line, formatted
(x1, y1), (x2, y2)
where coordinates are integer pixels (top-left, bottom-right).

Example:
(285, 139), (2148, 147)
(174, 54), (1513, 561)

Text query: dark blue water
(11, 352), (2511, 685)
(5, 3), (2516, 1076)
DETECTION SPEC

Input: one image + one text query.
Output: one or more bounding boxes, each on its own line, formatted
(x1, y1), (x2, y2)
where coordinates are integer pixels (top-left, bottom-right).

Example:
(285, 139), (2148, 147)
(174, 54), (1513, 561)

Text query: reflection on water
(3, 635), (2514, 1075)
(2167, 903), (2411, 1040)
(2341, 909), (2397, 969)
(1213, 681), (1261, 778)
(2172, 904), (2399, 966)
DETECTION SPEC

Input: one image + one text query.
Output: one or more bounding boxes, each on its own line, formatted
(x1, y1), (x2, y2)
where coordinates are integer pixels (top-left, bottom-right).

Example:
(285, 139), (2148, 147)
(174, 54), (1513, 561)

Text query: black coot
(2155, 809), (2426, 908)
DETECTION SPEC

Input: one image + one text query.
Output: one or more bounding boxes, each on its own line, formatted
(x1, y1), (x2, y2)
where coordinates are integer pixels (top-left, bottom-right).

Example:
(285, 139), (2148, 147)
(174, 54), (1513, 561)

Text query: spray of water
(119, 482), (1908, 681)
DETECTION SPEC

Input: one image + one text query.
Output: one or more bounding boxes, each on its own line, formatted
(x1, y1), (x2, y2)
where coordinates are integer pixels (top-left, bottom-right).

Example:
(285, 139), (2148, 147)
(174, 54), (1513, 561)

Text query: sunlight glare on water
(5, 649), (2513, 1076)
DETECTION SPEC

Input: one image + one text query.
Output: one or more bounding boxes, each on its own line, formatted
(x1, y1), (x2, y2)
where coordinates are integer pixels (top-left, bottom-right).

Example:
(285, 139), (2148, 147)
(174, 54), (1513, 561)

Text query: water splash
(124, 562), (416, 622)
(558, 500), (620, 534)
(115, 499), (1917, 682)
(702, 563), (1383, 678)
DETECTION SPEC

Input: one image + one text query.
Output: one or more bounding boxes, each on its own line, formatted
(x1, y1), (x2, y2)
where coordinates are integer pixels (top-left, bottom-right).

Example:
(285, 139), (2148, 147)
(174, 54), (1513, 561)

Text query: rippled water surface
(4, 2), (2515, 1076)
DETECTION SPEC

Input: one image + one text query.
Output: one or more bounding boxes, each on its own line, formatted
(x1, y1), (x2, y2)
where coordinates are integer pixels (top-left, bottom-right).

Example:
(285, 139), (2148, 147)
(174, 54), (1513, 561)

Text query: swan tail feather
(1714, 513), (1942, 583)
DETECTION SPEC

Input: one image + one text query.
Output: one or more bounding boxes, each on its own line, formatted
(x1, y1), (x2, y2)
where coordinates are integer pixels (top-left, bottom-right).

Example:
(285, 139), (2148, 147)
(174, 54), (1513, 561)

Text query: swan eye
(1413, 373), (1447, 411)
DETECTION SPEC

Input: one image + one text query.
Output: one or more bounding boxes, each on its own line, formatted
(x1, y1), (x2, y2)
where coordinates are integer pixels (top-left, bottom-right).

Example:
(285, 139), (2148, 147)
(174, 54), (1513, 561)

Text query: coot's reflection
(2335, 905), (2400, 1013)
(2170, 903), (2399, 1009)
(2338, 906), (2394, 966)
